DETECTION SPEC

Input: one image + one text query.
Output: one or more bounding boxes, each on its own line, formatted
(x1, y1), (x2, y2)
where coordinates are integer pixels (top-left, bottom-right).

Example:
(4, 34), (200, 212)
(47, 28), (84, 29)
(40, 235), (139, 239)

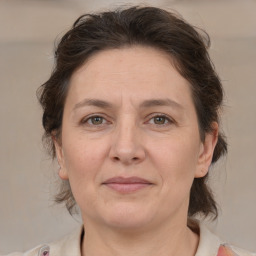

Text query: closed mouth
(102, 176), (153, 193)
(102, 176), (152, 185)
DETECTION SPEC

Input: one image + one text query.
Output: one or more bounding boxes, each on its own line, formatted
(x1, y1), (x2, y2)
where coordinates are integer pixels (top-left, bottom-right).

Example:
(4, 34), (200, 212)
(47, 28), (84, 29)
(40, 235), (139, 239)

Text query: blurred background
(0, 0), (255, 254)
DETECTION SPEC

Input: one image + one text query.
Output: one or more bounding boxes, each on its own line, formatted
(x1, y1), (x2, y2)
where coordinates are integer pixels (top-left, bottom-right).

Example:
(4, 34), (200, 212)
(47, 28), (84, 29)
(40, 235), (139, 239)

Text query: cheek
(148, 135), (200, 188)
(61, 135), (111, 210)
(62, 133), (109, 184)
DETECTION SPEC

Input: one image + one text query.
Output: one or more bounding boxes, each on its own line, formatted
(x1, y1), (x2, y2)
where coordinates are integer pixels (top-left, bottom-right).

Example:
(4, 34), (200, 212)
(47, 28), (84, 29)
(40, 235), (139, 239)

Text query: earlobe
(195, 122), (219, 178)
(52, 134), (69, 180)
(58, 167), (69, 180)
(195, 168), (209, 178)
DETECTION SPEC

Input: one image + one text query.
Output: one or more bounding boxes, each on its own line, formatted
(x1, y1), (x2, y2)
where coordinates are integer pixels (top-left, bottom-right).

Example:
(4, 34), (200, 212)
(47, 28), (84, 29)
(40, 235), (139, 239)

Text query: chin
(98, 202), (156, 230)
(105, 216), (153, 231)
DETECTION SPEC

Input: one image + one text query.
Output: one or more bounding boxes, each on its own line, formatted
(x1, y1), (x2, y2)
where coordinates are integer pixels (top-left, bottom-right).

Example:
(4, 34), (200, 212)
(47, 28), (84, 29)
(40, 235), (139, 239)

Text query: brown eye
(153, 116), (167, 125)
(82, 116), (106, 126)
(80, 114), (110, 129)
(89, 116), (104, 125)
(146, 114), (174, 127)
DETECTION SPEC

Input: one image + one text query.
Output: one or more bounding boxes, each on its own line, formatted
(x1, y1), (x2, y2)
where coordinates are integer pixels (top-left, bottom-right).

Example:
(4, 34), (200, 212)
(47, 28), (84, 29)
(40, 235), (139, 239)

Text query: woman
(4, 6), (255, 256)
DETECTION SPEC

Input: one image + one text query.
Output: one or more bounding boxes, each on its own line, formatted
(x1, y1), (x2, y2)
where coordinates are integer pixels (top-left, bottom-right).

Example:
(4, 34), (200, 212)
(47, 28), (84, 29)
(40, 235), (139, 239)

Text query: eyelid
(80, 113), (111, 125)
(145, 113), (175, 125)
(79, 112), (175, 127)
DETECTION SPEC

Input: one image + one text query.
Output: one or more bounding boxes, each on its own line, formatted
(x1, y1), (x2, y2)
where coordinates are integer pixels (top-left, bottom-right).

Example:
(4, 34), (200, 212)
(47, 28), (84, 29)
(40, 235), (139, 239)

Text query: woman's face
(55, 46), (217, 230)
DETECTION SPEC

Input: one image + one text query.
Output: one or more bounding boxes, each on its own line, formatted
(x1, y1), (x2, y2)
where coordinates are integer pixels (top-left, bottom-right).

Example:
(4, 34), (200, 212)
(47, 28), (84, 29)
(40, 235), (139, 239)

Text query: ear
(52, 134), (69, 180)
(195, 122), (219, 178)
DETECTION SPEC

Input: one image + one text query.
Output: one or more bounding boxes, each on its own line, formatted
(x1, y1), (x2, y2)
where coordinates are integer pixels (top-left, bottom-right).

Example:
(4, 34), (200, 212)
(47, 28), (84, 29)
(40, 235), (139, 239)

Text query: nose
(109, 120), (146, 165)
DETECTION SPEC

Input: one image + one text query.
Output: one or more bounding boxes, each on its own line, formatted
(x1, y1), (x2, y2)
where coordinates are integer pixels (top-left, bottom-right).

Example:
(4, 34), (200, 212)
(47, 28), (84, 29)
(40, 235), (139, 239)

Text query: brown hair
(38, 6), (227, 218)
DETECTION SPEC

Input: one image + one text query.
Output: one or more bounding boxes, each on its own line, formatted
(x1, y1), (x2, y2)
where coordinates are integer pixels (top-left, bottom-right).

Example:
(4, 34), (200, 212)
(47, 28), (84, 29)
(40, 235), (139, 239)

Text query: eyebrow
(139, 98), (183, 109)
(73, 99), (113, 111)
(73, 98), (183, 111)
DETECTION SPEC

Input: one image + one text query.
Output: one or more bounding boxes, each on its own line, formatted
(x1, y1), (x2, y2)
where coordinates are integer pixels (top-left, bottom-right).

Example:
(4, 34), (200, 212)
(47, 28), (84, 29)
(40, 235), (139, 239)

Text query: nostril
(112, 156), (139, 163)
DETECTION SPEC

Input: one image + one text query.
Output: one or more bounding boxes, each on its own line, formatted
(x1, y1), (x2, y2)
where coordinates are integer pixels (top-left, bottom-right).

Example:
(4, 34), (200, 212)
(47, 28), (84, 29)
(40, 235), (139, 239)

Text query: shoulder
(195, 221), (256, 256)
(218, 244), (256, 256)
(1, 226), (83, 256)
(1, 245), (49, 256)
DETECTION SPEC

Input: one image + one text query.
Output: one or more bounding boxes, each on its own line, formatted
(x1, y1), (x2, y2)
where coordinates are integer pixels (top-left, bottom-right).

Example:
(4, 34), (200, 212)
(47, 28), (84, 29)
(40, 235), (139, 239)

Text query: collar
(43, 222), (222, 256)
(47, 226), (83, 256)
(195, 222), (222, 256)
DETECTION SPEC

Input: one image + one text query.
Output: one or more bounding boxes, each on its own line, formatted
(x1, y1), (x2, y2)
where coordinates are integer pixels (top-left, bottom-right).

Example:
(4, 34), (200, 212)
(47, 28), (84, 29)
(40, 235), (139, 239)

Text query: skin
(54, 46), (218, 256)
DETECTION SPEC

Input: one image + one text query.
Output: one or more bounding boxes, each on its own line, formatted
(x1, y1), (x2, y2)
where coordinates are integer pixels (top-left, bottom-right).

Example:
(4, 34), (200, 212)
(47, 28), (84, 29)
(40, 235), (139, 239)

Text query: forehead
(67, 46), (193, 109)
(73, 46), (177, 84)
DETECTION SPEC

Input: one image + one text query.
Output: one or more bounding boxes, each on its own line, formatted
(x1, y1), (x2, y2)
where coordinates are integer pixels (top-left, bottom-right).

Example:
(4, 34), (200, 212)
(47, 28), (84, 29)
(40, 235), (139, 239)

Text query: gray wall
(0, 0), (255, 254)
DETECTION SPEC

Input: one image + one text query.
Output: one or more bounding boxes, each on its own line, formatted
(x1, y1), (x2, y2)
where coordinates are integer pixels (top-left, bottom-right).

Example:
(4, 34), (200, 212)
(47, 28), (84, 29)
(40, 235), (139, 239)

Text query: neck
(81, 219), (199, 256)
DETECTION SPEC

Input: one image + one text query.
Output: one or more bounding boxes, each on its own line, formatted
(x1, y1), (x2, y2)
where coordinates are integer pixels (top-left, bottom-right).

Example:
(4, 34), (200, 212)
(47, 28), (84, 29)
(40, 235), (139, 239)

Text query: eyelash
(81, 115), (109, 126)
(146, 114), (174, 126)
(80, 113), (174, 128)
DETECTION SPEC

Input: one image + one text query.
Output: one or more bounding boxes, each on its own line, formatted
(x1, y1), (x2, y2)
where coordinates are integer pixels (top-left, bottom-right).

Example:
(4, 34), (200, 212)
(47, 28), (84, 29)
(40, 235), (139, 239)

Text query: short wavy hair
(37, 6), (227, 218)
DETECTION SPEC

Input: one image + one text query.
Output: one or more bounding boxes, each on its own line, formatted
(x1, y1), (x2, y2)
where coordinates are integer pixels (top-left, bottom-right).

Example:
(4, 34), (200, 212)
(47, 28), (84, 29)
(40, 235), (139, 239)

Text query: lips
(102, 176), (153, 193)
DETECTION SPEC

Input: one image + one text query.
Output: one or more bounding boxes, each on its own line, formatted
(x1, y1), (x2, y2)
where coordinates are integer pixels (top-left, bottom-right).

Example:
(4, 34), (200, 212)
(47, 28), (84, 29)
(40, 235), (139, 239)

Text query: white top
(2, 222), (255, 256)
